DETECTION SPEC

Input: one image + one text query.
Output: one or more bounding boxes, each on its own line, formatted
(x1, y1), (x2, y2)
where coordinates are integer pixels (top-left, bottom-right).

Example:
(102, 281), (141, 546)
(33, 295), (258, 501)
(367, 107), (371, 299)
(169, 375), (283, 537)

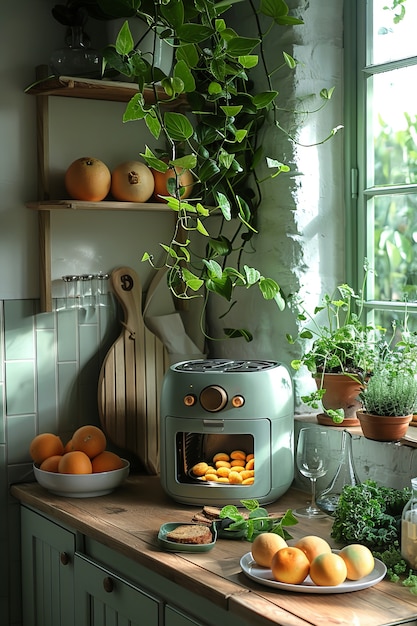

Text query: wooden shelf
(26, 200), (173, 212)
(26, 66), (181, 312)
(25, 73), (187, 108)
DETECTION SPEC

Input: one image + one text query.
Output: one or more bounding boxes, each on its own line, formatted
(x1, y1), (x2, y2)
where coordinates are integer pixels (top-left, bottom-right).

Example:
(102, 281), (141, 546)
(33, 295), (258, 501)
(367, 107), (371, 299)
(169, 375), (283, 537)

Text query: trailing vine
(97, 0), (340, 340)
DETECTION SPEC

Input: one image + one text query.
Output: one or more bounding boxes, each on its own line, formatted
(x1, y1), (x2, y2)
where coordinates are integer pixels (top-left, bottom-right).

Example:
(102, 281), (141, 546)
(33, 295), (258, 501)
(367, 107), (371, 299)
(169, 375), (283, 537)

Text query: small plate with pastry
(157, 522), (217, 552)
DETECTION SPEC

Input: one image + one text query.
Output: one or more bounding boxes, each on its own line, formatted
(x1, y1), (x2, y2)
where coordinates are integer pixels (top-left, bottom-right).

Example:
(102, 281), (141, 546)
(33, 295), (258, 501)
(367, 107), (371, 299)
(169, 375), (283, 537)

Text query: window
(346, 0), (417, 332)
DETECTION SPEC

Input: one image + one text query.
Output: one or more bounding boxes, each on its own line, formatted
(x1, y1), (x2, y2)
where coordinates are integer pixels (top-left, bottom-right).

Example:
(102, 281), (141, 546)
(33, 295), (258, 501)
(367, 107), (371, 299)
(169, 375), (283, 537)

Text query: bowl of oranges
(30, 425), (130, 498)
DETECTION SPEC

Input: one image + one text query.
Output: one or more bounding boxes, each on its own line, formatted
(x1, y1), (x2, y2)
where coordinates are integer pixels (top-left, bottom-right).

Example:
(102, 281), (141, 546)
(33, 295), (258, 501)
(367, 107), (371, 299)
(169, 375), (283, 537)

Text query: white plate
(240, 551), (387, 594)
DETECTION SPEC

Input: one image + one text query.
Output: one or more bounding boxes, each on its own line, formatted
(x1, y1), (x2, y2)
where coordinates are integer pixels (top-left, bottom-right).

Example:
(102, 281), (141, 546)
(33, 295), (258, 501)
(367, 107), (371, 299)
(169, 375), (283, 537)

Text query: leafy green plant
(384, 0), (408, 24)
(359, 304), (417, 416)
(334, 482), (417, 596)
(219, 499), (298, 542)
(93, 0), (339, 341)
(287, 262), (386, 415)
(331, 480), (410, 550)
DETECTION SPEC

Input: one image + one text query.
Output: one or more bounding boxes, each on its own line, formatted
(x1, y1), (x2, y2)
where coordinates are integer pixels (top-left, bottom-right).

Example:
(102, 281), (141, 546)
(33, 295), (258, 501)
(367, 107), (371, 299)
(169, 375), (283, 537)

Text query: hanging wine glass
(294, 427), (330, 518)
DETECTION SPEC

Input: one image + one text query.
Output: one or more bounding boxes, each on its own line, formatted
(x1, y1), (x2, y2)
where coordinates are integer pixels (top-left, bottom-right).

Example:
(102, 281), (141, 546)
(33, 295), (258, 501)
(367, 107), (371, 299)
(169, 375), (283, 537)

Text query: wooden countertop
(11, 476), (417, 626)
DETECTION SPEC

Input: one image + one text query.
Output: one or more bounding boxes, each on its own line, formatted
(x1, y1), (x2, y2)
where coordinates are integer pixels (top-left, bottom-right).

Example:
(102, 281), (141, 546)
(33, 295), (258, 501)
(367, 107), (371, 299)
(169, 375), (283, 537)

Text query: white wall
(1, 0), (59, 299)
(0, 0), (345, 404)
(208, 0), (345, 408)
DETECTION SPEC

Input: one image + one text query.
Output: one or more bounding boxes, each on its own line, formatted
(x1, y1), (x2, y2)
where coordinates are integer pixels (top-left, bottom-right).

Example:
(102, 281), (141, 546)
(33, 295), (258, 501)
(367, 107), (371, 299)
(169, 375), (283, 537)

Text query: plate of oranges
(30, 425), (129, 497)
(240, 533), (386, 594)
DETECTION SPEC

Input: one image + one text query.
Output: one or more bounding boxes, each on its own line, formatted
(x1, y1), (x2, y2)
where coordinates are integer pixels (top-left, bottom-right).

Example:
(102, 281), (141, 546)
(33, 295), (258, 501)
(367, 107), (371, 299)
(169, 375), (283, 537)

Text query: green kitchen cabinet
(20, 506), (235, 626)
(74, 553), (160, 626)
(21, 506), (76, 626)
(165, 606), (204, 626)
(21, 507), (160, 626)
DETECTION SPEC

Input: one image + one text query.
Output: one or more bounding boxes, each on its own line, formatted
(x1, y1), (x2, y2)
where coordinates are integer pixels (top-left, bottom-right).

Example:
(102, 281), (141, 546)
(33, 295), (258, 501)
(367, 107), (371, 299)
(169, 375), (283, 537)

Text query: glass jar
(49, 26), (102, 78)
(401, 477), (417, 569)
(316, 430), (360, 516)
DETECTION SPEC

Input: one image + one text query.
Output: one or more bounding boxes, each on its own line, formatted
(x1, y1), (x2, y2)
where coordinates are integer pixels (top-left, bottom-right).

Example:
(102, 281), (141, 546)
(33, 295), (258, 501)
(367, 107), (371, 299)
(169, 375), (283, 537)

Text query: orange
(58, 451), (92, 474)
(91, 451), (124, 473)
(111, 161), (154, 202)
(309, 552), (347, 586)
(71, 425), (106, 459)
(251, 533), (288, 568)
(30, 433), (64, 464)
(152, 165), (193, 202)
(39, 455), (63, 473)
(271, 547), (310, 584)
(294, 535), (332, 563)
(65, 157), (111, 201)
(339, 544), (375, 580)
(63, 438), (73, 453)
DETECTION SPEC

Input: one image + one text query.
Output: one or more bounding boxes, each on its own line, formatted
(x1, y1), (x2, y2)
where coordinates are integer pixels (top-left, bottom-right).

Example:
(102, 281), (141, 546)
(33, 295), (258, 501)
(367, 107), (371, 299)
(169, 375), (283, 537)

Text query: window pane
(371, 193), (417, 302)
(371, 0), (417, 65)
(374, 308), (417, 336)
(371, 65), (417, 187)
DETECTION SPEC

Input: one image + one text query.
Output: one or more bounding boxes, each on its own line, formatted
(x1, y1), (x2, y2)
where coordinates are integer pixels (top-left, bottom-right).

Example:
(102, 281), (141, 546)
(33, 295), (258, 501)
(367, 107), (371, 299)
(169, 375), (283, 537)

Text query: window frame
(344, 0), (417, 322)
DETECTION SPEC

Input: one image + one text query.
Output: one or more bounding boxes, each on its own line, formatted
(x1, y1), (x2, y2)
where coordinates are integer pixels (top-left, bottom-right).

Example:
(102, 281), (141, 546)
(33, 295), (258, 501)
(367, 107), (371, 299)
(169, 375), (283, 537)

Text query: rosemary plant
(360, 367), (417, 417)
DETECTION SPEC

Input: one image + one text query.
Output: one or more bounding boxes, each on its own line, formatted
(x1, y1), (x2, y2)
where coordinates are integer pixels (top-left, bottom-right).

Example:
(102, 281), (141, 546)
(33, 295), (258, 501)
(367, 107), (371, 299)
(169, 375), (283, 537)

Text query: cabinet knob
(60, 552), (70, 566)
(103, 576), (114, 593)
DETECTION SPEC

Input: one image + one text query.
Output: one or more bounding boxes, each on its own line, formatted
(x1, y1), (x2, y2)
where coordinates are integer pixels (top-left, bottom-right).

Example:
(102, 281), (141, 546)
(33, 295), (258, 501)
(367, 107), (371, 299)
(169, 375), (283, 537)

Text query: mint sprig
(219, 499), (298, 542)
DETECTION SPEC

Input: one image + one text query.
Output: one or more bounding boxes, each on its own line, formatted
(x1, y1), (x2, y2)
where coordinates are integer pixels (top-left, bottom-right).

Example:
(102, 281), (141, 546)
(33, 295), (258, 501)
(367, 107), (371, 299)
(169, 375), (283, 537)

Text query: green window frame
(345, 0), (417, 331)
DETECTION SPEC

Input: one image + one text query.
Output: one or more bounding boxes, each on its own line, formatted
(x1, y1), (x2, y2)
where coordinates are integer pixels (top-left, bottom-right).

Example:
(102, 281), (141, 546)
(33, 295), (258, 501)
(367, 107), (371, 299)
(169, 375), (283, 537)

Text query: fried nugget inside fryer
(216, 466), (231, 478)
(230, 450), (246, 460)
(242, 477), (254, 485)
(192, 462), (209, 476)
(228, 471), (243, 484)
(241, 469), (254, 480)
(213, 452), (230, 463)
(204, 473), (218, 481)
(215, 460), (231, 468)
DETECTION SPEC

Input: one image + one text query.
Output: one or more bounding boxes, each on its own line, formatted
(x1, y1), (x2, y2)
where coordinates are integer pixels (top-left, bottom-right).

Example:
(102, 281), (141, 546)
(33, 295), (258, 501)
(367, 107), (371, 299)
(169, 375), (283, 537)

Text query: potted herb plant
(85, 0), (340, 343)
(358, 366), (417, 441)
(287, 263), (386, 424)
(358, 320), (417, 441)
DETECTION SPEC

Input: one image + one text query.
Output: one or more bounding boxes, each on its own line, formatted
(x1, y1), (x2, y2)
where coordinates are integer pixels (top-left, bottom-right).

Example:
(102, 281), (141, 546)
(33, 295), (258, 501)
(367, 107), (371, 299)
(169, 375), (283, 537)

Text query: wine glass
(294, 427), (330, 518)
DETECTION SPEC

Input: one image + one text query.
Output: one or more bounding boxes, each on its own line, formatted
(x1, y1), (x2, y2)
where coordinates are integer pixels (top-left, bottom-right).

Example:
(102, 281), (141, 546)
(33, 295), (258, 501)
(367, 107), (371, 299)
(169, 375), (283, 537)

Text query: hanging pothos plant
(96, 0), (340, 341)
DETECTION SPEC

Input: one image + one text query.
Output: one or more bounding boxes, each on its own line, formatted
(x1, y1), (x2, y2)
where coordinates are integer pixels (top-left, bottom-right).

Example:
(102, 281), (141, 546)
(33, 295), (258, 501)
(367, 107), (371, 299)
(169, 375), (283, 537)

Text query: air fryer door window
(166, 417), (271, 488)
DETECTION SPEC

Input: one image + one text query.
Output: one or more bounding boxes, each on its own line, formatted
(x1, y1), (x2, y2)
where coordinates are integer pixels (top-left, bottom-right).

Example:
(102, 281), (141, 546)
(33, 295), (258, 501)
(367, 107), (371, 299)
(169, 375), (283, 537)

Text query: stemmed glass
(294, 427), (330, 518)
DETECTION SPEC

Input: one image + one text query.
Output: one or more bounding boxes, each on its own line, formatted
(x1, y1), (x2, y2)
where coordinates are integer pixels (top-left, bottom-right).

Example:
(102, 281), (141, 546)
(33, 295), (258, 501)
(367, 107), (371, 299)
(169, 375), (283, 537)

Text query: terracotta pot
(357, 410), (412, 442)
(314, 373), (363, 423)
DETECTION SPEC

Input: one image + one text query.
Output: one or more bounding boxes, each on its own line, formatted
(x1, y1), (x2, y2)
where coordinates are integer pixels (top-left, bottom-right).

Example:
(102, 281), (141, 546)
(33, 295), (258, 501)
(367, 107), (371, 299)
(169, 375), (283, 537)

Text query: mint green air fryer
(160, 360), (294, 506)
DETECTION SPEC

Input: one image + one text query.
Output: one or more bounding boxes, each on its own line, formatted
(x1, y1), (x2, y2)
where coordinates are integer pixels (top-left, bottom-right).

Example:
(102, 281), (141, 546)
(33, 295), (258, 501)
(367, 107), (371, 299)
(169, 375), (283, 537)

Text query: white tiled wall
(1, 295), (121, 625)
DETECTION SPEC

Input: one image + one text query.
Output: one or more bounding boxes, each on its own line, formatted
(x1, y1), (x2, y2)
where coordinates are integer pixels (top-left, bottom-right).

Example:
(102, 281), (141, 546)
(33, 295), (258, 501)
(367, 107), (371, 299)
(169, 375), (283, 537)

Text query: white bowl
(33, 459), (130, 498)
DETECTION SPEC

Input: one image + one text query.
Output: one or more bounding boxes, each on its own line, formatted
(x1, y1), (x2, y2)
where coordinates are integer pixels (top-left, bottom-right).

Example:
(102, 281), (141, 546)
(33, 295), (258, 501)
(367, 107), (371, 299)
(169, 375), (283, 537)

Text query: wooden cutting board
(97, 266), (168, 475)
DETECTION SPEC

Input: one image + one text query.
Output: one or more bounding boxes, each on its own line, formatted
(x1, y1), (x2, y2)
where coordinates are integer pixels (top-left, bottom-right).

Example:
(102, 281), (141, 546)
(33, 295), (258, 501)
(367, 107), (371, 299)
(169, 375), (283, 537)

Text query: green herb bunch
(330, 480), (417, 595)
(373, 545), (417, 595)
(331, 480), (410, 550)
(219, 499), (298, 542)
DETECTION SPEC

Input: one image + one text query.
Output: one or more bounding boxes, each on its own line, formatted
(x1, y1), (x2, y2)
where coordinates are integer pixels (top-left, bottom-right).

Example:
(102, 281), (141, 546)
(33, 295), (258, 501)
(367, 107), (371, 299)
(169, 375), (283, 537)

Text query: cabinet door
(165, 605), (206, 626)
(21, 506), (75, 626)
(74, 554), (160, 626)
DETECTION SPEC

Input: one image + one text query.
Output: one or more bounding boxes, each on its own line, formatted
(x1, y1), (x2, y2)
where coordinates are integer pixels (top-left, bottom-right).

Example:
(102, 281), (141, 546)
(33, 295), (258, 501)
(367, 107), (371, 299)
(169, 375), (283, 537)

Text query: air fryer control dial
(200, 385), (228, 412)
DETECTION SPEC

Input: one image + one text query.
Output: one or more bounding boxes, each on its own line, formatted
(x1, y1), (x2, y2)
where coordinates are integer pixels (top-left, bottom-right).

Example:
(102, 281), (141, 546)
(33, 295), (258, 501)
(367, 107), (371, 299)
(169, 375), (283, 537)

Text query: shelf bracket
(36, 66), (52, 312)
